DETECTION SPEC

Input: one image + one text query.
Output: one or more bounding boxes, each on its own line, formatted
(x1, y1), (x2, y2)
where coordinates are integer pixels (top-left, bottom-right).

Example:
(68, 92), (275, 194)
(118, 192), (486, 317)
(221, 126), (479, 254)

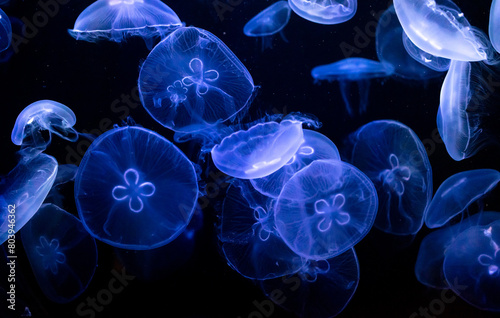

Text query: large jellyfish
(138, 26), (255, 134)
(349, 120), (432, 235)
(443, 220), (500, 311)
(68, 0), (183, 49)
(490, 0), (500, 54)
(251, 129), (340, 198)
(0, 153), (58, 244)
(274, 160), (378, 260)
(74, 126), (198, 250)
(21, 204), (97, 303)
(0, 8), (11, 52)
(311, 57), (393, 116)
(393, 0), (489, 61)
(219, 179), (305, 280)
(288, 0), (357, 25)
(402, 32), (450, 72)
(424, 169), (500, 229)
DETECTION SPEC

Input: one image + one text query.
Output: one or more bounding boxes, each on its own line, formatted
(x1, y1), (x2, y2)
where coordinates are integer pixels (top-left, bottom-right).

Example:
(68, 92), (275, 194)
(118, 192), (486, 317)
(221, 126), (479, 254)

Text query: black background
(1, 0), (500, 317)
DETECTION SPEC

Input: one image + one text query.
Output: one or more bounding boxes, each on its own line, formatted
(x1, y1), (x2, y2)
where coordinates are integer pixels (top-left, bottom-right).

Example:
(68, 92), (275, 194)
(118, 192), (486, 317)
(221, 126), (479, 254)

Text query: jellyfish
(349, 120), (432, 235)
(274, 160), (378, 260)
(443, 219), (500, 311)
(402, 31), (450, 72)
(74, 126), (198, 250)
(260, 249), (359, 318)
(45, 164), (79, 207)
(211, 117), (312, 180)
(311, 58), (393, 116)
(243, 1), (291, 50)
(0, 153), (58, 244)
(0, 8), (11, 52)
(220, 179), (305, 280)
(424, 169), (500, 229)
(21, 204), (97, 303)
(251, 129), (340, 198)
(138, 26), (255, 133)
(393, 0), (489, 61)
(68, 0), (183, 49)
(490, 0), (500, 54)
(288, 0), (357, 25)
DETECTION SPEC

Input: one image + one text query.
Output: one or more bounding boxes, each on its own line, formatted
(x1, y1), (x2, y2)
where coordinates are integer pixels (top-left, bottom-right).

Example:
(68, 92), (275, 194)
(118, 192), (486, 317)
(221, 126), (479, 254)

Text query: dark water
(1, 0), (500, 317)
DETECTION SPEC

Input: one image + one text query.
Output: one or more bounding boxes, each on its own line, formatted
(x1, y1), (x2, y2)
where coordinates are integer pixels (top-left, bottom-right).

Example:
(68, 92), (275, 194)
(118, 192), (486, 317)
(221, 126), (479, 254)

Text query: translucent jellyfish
(349, 120), (432, 235)
(311, 58), (393, 116)
(274, 160), (378, 260)
(490, 0), (500, 54)
(0, 153), (58, 244)
(68, 0), (183, 49)
(251, 129), (340, 198)
(0, 8), (11, 52)
(288, 0), (357, 25)
(402, 31), (450, 72)
(443, 220), (500, 311)
(74, 126), (198, 250)
(45, 164), (78, 207)
(260, 249), (359, 318)
(244, 1), (291, 50)
(424, 169), (500, 229)
(220, 180), (305, 280)
(21, 204), (97, 303)
(211, 119), (307, 180)
(393, 0), (489, 61)
(138, 26), (255, 133)
(11, 100), (78, 153)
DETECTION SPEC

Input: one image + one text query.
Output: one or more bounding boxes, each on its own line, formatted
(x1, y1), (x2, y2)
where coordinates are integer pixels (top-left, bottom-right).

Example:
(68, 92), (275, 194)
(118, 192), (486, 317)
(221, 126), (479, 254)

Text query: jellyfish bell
(288, 0), (357, 25)
(402, 31), (450, 72)
(0, 8), (11, 52)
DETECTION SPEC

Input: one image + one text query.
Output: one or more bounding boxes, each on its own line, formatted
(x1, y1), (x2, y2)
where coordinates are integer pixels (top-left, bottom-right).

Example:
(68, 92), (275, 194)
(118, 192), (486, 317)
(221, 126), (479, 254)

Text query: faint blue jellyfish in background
(443, 220), (500, 311)
(0, 17), (22, 63)
(0, 8), (11, 52)
(274, 160), (378, 260)
(349, 120), (432, 235)
(415, 211), (500, 289)
(138, 26), (255, 133)
(45, 164), (78, 207)
(393, 0), (490, 62)
(68, 0), (183, 49)
(424, 169), (500, 229)
(75, 126), (198, 250)
(311, 57), (393, 116)
(243, 1), (291, 51)
(220, 179), (305, 280)
(251, 129), (340, 198)
(21, 204), (97, 303)
(0, 153), (57, 244)
(260, 249), (359, 318)
(402, 31), (451, 72)
(288, 0), (357, 25)
(490, 0), (500, 54)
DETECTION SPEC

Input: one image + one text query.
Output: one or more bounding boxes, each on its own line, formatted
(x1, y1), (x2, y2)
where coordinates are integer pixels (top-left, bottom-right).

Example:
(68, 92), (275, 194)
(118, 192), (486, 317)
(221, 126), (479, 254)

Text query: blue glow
(244, 1), (291, 37)
(288, 0), (357, 25)
(490, 0), (500, 53)
(0, 8), (11, 52)
(402, 31), (450, 72)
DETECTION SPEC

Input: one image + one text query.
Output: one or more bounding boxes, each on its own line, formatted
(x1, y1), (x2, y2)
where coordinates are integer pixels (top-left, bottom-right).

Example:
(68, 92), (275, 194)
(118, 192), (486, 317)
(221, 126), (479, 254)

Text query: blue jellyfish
(220, 179), (305, 280)
(21, 204), (97, 303)
(68, 0), (183, 49)
(424, 169), (500, 229)
(274, 160), (378, 260)
(251, 129), (340, 198)
(243, 1), (291, 50)
(0, 8), (11, 52)
(260, 249), (359, 318)
(443, 220), (500, 311)
(0, 153), (58, 244)
(311, 57), (393, 116)
(288, 0), (357, 25)
(402, 31), (450, 72)
(393, 0), (490, 61)
(74, 126), (198, 250)
(490, 0), (500, 53)
(349, 120), (432, 235)
(138, 26), (255, 133)
(211, 118), (312, 180)
(45, 164), (79, 207)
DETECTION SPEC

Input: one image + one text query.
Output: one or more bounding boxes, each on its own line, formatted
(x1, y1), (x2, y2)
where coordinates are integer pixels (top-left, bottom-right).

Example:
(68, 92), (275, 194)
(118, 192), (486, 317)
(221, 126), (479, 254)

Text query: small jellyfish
(138, 26), (255, 133)
(243, 1), (291, 50)
(274, 160), (378, 260)
(0, 8), (11, 52)
(393, 0), (489, 61)
(68, 0), (183, 49)
(211, 118), (308, 180)
(21, 204), (97, 303)
(443, 220), (500, 311)
(251, 129), (340, 198)
(0, 153), (58, 244)
(490, 0), (500, 54)
(311, 58), (393, 116)
(220, 179), (305, 280)
(74, 126), (198, 250)
(402, 31), (450, 72)
(349, 120), (432, 235)
(288, 0), (357, 25)
(424, 169), (500, 229)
